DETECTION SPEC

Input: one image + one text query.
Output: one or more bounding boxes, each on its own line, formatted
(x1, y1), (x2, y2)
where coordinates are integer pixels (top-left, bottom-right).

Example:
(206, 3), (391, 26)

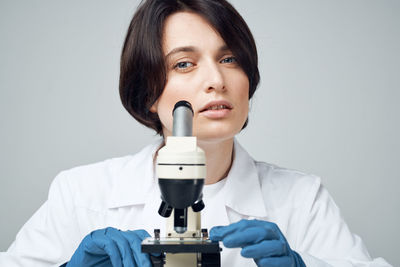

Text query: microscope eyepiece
(172, 100), (193, 115)
(172, 100), (194, 137)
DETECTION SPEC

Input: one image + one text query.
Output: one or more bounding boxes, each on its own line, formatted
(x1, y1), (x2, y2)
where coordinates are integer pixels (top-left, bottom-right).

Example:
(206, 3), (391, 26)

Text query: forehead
(162, 11), (226, 54)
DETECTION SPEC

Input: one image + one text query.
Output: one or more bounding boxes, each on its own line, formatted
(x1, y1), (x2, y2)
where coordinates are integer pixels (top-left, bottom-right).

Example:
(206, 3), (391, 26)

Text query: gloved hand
(66, 227), (152, 267)
(210, 219), (305, 267)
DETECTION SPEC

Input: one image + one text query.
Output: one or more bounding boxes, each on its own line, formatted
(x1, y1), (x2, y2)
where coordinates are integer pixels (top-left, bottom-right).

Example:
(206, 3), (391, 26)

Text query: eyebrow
(165, 45), (231, 60)
(165, 46), (197, 59)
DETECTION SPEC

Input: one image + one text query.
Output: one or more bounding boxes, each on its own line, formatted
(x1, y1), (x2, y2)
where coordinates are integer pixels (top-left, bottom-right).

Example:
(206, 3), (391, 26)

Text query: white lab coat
(0, 139), (391, 267)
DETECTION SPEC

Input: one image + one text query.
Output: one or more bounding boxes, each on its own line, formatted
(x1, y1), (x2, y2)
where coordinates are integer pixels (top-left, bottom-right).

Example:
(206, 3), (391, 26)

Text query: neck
(198, 138), (234, 185)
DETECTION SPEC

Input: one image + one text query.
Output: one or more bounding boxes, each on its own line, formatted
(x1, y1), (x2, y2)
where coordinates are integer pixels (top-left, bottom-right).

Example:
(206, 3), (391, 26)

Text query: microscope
(141, 101), (221, 267)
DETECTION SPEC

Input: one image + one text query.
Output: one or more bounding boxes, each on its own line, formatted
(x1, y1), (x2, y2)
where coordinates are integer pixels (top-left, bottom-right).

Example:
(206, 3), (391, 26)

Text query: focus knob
(191, 199), (205, 212)
(158, 201), (173, 218)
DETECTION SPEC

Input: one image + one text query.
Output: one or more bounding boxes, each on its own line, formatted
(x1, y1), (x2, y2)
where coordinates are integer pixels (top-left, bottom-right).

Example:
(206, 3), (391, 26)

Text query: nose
(202, 61), (225, 93)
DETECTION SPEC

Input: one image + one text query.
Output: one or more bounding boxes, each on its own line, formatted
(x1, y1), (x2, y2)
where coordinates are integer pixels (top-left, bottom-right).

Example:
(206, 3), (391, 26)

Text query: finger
(91, 228), (123, 267)
(209, 226), (226, 241)
(125, 229), (152, 267)
(210, 220), (280, 243)
(68, 234), (107, 266)
(241, 240), (288, 259)
(292, 251), (306, 266)
(80, 234), (106, 255)
(252, 220), (281, 240)
(255, 256), (292, 267)
(129, 229), (151, 240)
(210, 219), (252, 241)
(130, 229), (161, 257)
(104, 228), (136, 267)
(222, 227), (270, 248)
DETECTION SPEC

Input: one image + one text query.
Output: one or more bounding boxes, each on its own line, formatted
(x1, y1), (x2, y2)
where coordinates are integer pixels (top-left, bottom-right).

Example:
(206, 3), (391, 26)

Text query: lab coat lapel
(107, 140), (162, 209)
(223, 140), (268, 219)
(202, 191), (230, 229)
(138, 184), (167, 235)
(106, 139), (166, 233)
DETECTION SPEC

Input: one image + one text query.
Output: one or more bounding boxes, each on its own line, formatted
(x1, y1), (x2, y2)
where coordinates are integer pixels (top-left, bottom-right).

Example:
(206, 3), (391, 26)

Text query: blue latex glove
(66, 227), (152, 267)
(210, 219), (305, 267)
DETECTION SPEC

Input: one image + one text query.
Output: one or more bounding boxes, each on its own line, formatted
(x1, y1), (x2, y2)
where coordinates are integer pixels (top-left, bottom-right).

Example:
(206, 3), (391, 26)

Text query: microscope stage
(141, 237), (221, 254)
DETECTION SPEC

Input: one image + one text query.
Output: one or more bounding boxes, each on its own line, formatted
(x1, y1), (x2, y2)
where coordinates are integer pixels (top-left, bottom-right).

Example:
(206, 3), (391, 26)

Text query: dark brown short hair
(119, 0), (260, 135)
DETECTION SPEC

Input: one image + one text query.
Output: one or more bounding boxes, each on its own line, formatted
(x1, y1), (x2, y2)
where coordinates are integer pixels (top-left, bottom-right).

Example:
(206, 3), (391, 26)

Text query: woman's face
(151, 11), (249, 143)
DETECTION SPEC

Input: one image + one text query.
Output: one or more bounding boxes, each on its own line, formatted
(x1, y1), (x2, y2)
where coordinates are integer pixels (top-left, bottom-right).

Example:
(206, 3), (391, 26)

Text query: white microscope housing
(141, 101), (221, 267)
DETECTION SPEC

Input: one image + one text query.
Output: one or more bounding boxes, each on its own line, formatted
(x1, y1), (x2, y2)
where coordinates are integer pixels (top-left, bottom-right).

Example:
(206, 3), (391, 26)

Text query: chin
(194, 127), (239, 144)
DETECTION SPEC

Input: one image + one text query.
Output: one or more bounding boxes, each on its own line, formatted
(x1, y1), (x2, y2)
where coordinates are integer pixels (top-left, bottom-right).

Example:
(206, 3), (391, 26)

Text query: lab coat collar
(107, 138), (268, 219)
(107, 139), (163, 209)
(222, 139), (268, 218)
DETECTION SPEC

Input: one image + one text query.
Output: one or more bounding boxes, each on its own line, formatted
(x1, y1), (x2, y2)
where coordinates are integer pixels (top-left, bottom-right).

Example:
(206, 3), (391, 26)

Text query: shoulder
(61, 153), (141, 188)
(255, 161), (321, 189)
(233, 140), (322, 207)
(56, 155), (132, 194)
(49, 140), (162, 210)
(254, 160), (322, 209)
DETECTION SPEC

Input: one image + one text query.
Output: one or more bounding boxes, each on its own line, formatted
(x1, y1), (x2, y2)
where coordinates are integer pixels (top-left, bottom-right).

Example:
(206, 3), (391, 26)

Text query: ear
(150, 100), (158, 113)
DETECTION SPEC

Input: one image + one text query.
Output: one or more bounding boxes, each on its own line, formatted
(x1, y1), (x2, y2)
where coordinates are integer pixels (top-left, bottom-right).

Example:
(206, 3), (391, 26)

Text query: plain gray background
(0, 0), (399, 265)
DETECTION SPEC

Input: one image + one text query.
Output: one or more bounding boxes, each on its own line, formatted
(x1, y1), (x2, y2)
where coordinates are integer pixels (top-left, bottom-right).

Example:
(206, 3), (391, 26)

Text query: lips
(199, 100), (233, 113)
(199, 100), (233, 119)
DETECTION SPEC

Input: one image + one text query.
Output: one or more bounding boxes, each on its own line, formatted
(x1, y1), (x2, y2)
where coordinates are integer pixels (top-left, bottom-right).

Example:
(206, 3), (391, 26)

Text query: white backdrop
(0, 0), (399, 265)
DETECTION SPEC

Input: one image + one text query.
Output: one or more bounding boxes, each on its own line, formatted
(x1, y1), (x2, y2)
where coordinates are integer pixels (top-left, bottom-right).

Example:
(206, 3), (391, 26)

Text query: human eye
(220, 56), (237, 64)
(174, 61), (194, 70)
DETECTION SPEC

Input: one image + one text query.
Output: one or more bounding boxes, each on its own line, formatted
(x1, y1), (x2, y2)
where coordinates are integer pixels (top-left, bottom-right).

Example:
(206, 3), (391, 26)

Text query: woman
(0, 0), (392, 266)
